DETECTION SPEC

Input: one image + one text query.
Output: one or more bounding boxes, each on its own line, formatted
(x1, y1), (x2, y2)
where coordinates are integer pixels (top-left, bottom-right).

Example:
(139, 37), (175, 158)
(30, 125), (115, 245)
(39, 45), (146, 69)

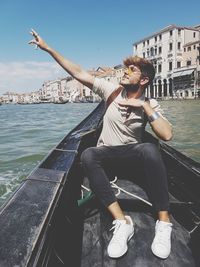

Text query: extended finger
(28, 39), (37, 45)
(30, 29), (39, 38)
(31, 28), (38, 35)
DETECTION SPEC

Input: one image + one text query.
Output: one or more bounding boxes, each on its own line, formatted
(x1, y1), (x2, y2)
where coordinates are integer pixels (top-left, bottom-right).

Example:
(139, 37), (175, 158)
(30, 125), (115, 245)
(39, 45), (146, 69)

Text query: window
(177, 61), (181, 68)
(143, 41), (145, 47)
(159, 34), (162, 40)
(178, 29), (181, 35)
(135, 45), (137, 50)
(193, 32), (196, 38)
(187, 46), (191, 52)
(155, 36), (157, 42)
(158, 64), (162, 73)
(150, 47), (154, 56)
(159, 46), (162, 54)
(170, 30), (173, 36)
(147, 40), (149, 45)
(184, 48), (186, 52)
(154, 46), (157, 55)
(169, 43), (173, 51)
(177, 42), (181, 50)
(194, 45), (196, 49)
(143, 52), (145, 58)
(153, 62), (157, 73)
(169, 62), (172, 71)
(187, 60), (191, 66)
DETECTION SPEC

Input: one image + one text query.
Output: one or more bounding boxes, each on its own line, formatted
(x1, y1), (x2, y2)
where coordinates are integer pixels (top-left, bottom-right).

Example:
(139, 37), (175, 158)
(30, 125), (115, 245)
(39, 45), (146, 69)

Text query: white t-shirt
(93, 78), (166, 147)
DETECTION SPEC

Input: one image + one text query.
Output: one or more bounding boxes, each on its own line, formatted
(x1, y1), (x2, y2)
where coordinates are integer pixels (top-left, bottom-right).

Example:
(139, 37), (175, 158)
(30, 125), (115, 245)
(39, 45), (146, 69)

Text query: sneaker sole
(151, 244), (170, 259)
(108, 232), (134, 258)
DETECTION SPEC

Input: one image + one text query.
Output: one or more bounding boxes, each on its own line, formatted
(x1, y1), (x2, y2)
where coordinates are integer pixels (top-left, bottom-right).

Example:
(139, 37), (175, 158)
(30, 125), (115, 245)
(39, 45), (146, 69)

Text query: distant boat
(54, 97), (69, 104)
(0, 101), (199, 266)
(40, 97), (52, 103)
(54, 100), (69, 104)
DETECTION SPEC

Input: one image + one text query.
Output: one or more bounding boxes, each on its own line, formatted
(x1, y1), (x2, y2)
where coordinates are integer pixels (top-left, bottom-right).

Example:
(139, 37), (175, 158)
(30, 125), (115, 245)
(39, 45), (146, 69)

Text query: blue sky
(0, 0), (200, 94)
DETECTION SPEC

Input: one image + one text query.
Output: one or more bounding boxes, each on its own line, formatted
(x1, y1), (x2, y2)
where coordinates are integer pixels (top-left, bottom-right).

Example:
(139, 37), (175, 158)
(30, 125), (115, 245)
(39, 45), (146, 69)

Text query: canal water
(0, 100), (199, 206)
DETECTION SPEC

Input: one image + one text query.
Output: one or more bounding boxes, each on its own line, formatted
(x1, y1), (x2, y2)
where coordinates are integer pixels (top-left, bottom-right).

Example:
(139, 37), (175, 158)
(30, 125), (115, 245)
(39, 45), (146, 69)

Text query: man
(29, 29), (173, 259)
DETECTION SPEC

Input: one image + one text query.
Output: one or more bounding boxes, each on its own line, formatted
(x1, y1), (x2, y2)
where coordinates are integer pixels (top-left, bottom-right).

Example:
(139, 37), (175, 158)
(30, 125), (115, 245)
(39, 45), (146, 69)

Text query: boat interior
(40, 127), (200, 267)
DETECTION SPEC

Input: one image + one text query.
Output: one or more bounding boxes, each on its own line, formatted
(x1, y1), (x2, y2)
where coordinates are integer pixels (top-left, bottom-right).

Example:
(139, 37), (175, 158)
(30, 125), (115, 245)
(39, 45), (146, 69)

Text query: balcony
(146, 54), (162, 60)
(155, 74), (162, 79)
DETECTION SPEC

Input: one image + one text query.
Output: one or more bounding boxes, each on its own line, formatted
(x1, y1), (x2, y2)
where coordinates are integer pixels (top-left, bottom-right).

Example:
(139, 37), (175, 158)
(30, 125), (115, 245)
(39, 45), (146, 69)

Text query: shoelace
(110, 220), (126, 237)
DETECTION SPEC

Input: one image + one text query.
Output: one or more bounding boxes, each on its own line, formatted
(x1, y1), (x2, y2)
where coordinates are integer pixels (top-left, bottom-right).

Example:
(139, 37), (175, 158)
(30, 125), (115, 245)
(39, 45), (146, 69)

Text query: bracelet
(148, 111), (160, 122)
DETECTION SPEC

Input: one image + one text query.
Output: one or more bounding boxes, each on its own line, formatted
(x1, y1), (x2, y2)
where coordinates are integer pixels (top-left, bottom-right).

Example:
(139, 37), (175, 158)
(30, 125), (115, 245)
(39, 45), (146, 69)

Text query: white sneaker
(151, 220), (172, 259)
(107, 215), (134, 258)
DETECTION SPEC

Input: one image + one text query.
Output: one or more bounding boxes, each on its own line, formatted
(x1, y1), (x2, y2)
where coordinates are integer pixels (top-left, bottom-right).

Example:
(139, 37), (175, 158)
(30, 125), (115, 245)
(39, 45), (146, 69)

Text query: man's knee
(81, 147), (98, 166)
(140, 143), (160, 159)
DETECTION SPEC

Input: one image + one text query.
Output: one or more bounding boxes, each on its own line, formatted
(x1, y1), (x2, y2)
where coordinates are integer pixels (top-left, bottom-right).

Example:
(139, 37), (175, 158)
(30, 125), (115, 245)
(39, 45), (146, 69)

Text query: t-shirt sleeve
(92, 78), (118, 101)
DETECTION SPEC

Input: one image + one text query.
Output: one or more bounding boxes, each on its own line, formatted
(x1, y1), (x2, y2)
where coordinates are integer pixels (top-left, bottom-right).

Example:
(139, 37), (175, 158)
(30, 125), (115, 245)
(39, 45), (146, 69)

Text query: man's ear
(140, 76), (149, 86)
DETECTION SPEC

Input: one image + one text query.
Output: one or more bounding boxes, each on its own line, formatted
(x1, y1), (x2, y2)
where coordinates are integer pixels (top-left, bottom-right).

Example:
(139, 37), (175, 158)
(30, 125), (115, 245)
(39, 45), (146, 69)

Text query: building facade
(133, 24), (200, 99)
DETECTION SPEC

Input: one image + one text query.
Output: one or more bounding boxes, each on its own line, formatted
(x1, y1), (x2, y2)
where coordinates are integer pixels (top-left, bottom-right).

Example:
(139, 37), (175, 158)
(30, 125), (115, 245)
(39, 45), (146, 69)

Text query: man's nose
(124, 68), (128, 74)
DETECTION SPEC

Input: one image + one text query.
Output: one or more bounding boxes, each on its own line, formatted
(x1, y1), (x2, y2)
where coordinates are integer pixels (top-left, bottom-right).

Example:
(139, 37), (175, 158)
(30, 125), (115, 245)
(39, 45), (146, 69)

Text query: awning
(183, 69), (194, 75)
(173, 69), (194, 78)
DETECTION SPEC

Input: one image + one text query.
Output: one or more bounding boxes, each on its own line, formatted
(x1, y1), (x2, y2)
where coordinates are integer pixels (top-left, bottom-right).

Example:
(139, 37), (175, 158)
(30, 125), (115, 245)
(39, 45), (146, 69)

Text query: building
(133, 24), (200, 99)
(1, 92), (20, 104)
(173, 40), (200, 98)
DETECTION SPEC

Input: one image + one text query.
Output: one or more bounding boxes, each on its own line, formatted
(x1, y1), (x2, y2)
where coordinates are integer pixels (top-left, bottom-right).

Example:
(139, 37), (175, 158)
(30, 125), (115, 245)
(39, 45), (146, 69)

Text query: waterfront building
(59, 67), (117, 103)
(64, 76), (82, 102)
(114, 64), (125, 84)
(133, 24), (200, 99)
(97, 66), (119, 85)
(29, 91), (40, 103)
(173, 40), (200, 98)
(41, 79), (62, 102)
(1, 92), (20, 104)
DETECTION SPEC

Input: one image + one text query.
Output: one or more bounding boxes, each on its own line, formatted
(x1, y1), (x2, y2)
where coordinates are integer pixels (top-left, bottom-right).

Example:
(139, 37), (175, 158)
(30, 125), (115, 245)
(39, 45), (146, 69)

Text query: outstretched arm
(28, 29), (95, 89)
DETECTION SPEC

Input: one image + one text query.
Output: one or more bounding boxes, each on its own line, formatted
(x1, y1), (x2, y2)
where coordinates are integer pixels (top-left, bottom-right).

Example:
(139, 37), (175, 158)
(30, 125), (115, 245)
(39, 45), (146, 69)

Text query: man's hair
(123, 56), (155, 86)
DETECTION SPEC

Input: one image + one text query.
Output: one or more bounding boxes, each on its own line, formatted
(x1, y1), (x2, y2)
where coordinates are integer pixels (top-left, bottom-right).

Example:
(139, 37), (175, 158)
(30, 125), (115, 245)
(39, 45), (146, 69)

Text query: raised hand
(28, 29), (49, 51)
(118, 98), (145, 108)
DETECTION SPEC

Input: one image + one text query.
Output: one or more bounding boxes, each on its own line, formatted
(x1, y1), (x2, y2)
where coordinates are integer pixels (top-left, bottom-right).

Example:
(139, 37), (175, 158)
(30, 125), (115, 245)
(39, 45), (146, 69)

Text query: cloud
(0, 61), (67, 95)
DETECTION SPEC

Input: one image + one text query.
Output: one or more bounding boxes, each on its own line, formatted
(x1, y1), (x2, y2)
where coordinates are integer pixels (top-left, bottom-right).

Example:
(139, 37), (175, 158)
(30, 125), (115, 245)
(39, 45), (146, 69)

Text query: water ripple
(0, 101), (199, 207)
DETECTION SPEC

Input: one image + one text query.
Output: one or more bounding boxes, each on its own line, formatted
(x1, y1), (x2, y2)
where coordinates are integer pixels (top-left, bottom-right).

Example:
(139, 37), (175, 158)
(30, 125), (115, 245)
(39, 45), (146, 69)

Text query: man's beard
(122, 83), (140, 92)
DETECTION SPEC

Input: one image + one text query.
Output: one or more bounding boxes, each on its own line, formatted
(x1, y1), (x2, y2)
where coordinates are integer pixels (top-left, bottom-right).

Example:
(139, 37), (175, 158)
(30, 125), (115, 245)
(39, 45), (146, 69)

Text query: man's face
(120, 65), (142, 87)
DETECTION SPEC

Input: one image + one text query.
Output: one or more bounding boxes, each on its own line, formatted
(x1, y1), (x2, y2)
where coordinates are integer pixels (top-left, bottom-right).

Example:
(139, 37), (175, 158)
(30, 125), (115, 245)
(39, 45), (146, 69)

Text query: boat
(0, 101), (200, 267)
(53, 100), (69, 104)
(53, 97), (69, 104)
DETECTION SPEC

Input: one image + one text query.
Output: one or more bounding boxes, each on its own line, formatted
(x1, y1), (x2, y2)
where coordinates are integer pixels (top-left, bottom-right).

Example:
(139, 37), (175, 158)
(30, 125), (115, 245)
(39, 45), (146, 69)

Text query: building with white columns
(133, 24), (200, 99)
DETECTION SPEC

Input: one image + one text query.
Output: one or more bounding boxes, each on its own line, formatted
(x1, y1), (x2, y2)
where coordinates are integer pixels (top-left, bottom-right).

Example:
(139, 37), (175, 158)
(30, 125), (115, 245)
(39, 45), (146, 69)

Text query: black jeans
(81, 142), (169, 212)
